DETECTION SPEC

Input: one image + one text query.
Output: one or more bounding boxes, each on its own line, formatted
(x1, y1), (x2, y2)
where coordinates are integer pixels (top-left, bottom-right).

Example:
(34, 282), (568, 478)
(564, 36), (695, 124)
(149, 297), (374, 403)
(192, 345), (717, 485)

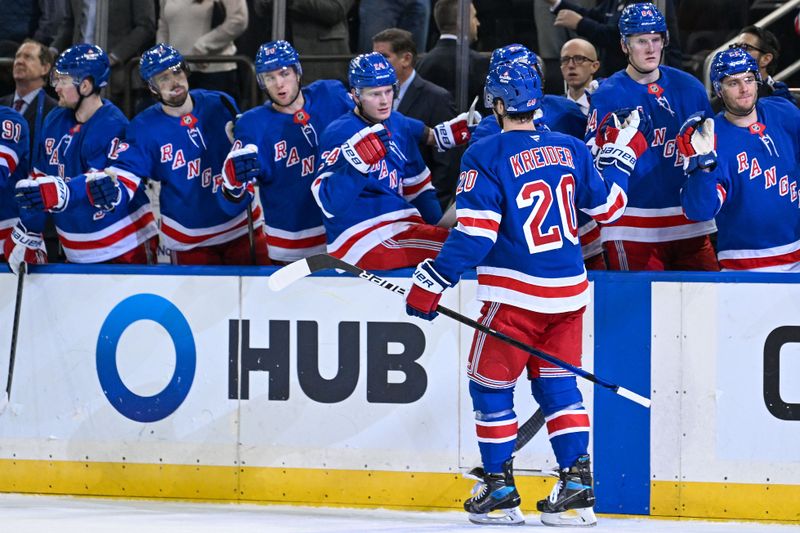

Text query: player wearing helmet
(11, 44), (158, 266)
(678, 48), (800, 271)
(404, 59), (649, 527)
(82, 43), (270, 265)
(585, 2), (718, 271)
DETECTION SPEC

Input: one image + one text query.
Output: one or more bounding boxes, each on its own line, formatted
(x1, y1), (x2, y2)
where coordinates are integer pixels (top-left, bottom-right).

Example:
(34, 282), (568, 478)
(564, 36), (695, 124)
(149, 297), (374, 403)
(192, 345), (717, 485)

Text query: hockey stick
(269, 254), (651, 408)
(1, 263), (26, 413)
(515, 408), (545, 452)
(220, 95), (257, 265)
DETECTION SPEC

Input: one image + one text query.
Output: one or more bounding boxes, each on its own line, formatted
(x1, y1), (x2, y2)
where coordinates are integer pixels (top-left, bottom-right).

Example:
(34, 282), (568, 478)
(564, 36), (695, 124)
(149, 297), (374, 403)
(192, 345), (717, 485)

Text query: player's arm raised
(677, 112), (725, 221)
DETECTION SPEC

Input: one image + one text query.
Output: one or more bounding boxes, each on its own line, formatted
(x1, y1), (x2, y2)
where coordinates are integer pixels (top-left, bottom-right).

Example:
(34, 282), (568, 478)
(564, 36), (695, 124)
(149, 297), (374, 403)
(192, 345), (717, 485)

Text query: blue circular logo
(96, 294), (196, 422)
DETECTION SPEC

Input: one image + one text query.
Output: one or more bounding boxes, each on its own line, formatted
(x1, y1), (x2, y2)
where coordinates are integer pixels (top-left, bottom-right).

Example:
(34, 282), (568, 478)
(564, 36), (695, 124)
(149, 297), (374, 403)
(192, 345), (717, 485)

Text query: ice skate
(463, 458), (524, 526)
(537, 454), (597, 527)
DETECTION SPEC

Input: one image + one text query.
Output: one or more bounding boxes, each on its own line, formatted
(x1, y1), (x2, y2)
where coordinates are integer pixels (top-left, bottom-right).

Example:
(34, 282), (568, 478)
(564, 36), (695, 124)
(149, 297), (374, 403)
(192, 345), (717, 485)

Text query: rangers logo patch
(748, 122), (766, 136)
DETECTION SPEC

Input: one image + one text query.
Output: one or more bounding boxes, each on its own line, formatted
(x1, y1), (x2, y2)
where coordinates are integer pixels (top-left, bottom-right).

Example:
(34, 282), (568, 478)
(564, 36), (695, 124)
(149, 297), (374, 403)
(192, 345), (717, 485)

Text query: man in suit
(50, 0), (156, 105)
(416, 0), (488, 106)
(0, 39), (59, 259)
(373, 28), (462, 210)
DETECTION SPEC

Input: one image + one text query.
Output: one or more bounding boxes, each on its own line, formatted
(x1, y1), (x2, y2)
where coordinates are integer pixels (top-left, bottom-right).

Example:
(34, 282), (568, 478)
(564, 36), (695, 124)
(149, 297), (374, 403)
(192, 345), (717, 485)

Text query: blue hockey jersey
(586, 66), (716, 243)
(233, 80), (353, 262)
(0, 106), (29, 254)
(312, 109), (440, 265)
(36, 101), (157, 263)
(471, 95), (587, 144)
(108, 89), (259, 252)
(681, 98), (800, 272)
(432, 128), (628, 314)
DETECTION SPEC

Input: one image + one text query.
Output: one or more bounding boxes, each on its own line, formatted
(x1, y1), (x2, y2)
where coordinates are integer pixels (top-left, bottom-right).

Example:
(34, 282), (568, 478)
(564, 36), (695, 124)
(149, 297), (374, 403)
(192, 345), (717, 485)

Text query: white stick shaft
(617, 387), (651, 408)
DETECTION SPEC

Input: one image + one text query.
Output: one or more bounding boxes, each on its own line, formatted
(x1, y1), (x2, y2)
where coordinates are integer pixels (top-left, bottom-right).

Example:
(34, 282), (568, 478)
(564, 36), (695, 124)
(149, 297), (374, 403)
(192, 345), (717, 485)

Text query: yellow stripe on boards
(651, 480), (800, 522)
(0, 459), (552, 511)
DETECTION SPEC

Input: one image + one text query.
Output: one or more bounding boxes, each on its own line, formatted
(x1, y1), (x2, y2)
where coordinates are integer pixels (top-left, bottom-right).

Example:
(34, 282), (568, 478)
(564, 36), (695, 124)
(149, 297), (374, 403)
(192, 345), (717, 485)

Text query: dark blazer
(0, 89), (57, 162)
(416, 38), (489, 106)
(397, 71), (461, 210)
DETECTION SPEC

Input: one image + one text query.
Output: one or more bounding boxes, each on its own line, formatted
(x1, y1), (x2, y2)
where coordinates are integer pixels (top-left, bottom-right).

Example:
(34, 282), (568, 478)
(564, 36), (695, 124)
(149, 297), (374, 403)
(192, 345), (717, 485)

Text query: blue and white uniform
(35, 101), (157, 263)
(471, 95), (587, 143)
(0, 106), (29, 254)
(312, 110), (438, 265)
(234, 80), (352, 262)
(586, 66), (716, 243)
(681, 98), (800, 271)
(108, 89), (260, 252)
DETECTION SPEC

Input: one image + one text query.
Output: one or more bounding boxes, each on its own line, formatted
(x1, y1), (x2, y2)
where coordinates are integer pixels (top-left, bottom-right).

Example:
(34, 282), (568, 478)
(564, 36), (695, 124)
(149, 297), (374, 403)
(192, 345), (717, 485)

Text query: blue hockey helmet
(487, 44), (542, 108)
(52, 44), (110, 90)
(618, 3), (668, 41)
(710, 47), (762, 94)
(489, 44), (540, 71)
(255, 40), (302, 89)
(485, 61), (543, 114)
(139, 43), (188, 84)
(348, 52), (397, 92)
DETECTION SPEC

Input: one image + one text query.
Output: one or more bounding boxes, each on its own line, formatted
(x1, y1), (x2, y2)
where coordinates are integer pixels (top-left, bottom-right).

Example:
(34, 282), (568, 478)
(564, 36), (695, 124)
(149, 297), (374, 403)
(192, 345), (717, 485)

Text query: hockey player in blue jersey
(310, 53), (473, 269)
(218, 40), (353, 263)
(471, 44), (605, 269)
(13, 44), (158, 265)
(405, 61), (650, 526)
(586, 2), (719, 271)
(679, 48), (800, 272)
(85, 43), (270, 265)
(0, 106), (40, 272)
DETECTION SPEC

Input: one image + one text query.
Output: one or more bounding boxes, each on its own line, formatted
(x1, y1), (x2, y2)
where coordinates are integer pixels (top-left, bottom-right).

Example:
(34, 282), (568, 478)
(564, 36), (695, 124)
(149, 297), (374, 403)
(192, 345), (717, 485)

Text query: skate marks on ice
(0, 494), (797, 533)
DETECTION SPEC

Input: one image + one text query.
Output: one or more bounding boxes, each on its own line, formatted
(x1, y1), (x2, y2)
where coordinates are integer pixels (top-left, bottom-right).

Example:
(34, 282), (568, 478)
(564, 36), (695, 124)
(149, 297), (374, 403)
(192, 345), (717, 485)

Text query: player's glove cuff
(406, 259), (453, 321)
(597, 143), (637, 176)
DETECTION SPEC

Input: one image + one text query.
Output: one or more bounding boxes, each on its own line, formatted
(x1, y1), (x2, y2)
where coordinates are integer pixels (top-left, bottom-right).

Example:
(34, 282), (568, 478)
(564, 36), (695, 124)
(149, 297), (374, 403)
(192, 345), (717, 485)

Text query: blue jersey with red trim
(312, 109), (439, 265)
(0, 106), (29, 253)
(108, 89), (257, 252)
(681, 98), (800, 271)
(586, 66), (716, 243)
(36, 101), (157, 263)
(431, 128), (629, 314)
(233, 80), (353, 261)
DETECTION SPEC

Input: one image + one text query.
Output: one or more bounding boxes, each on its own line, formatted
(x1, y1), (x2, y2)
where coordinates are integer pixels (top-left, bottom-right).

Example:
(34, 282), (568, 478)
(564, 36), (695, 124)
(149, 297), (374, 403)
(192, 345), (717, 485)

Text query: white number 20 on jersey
(516, 174), (579, 254)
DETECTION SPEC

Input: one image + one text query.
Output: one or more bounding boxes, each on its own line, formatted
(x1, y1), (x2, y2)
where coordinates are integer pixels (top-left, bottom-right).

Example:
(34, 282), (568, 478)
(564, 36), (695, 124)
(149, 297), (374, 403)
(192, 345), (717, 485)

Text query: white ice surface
(1, 494), (799, 533)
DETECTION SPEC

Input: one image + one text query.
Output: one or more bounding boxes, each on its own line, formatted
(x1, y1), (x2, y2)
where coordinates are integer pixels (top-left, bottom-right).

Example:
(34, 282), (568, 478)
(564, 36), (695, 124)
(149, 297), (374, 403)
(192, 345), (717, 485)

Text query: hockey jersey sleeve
(680, 166), (725, 221)
(312, 125), (372, 218)
(430, 147), (501, 284)
(394, 114), (441, 224)
(573, 141), (628, 224)
(104, 121), (154, 211)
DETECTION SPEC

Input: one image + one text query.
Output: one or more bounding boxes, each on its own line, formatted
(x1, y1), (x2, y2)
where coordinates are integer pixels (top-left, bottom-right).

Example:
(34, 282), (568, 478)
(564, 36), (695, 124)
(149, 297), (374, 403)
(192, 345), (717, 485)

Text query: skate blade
(540, 506), (597, 527)
(468, 507), (525, 526)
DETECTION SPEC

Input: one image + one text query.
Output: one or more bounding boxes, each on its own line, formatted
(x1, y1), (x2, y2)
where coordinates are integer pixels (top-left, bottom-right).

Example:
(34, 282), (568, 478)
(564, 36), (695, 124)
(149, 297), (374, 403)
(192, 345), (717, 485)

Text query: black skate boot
(463, 458), (525, 526)
(536, 454), (597, 527)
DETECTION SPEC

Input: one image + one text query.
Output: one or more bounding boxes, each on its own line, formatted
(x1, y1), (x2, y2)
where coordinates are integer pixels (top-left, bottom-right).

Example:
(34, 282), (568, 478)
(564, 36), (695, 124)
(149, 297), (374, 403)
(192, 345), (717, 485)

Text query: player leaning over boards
(404, 60), (651, 526)
(219, 40), (354, 263)
(585, 2), (718, 271)
(13, 44), (158, 267)
(679, 48), (800, 272)
(310, 52), (475, 270)
(82, 43), (269, 265)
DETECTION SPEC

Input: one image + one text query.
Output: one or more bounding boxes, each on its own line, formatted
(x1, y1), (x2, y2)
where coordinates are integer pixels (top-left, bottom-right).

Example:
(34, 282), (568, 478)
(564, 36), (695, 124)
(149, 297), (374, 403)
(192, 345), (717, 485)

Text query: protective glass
(49, 70), (75, 88)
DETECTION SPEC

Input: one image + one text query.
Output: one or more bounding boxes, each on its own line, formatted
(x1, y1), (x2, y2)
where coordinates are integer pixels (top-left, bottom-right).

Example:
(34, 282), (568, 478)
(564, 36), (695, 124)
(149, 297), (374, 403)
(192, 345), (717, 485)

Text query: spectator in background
(157, 0), (248, 102)
(0, 40), (60, 260)
(540, 0), (682, 77)
(533, 0), (595, 94)
(35, 0), (68, 47)
(372, 28), (460, 210)
(720, 25), (798, 109)
(51, 0), (156, 104)
(560, 38), (599, 116)
(255, 0), (355, 84)
(358, 0), (431, 54)
(0, 1), (42, 50)
(417, 0), (488, 105)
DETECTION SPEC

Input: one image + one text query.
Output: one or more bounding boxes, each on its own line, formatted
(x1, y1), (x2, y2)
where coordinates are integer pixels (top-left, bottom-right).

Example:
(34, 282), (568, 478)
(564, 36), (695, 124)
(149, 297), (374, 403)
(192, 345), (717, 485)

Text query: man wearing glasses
(559, 38), (601, 116)
(715, 25), (798, 110)
(679, 47), (800, 271)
